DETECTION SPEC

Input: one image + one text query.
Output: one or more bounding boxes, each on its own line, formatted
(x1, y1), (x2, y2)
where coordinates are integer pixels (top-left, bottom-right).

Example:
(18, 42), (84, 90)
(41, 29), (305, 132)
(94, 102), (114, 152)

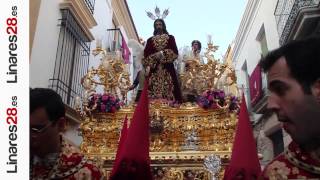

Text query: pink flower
(101, 95), (109, 101)
(208, 95), (214, 101)
(111, 107), (116, 113)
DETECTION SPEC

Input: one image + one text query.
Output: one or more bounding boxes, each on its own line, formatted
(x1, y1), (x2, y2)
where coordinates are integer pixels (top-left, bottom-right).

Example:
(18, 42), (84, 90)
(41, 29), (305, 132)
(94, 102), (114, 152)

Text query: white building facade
(30, 0), (139, 146)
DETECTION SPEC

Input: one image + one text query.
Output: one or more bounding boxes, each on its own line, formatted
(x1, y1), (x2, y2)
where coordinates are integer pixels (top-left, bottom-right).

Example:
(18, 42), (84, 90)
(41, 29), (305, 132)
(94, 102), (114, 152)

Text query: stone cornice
(111, 0), (139, 41)
(232, 0), (261, 65)
(60, 0), (97, 41)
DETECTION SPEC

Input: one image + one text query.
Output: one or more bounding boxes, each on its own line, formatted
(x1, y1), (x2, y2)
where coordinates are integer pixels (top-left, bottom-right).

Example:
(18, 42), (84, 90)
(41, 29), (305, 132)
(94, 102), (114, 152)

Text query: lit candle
(84, 79), (91, 89)
(102, 58), (109, 70)
(116, 50), (122, 60)
(207, 34), (212, 44)
(75, 96), (81, 108)
(96, 38), (102, 49)
(83, 91), (89, 100)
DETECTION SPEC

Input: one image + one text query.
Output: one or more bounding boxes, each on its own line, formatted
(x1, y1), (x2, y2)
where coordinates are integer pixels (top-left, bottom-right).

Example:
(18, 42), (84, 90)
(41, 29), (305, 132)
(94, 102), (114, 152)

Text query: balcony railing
(84, 0), (95, 14)
(274, 0), (320, 45)
(107, 28), (124, 51)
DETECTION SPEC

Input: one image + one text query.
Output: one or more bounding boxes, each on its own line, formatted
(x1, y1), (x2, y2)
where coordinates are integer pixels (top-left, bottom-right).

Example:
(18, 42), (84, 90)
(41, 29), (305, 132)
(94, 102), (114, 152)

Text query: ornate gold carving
(149, 66), (174, 100)
(152, 34), (169, 51)
(78, 40), (241, 180)
(142, 53), (157, 69)
(180, 41), (238, 98)
(162, 49), (178, 63)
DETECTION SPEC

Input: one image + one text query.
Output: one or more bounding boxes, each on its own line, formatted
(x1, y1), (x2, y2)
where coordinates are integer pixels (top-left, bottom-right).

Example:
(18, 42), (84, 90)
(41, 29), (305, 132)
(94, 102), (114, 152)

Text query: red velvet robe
(262, 142), (320, 179)
(143, 34), (183, 102)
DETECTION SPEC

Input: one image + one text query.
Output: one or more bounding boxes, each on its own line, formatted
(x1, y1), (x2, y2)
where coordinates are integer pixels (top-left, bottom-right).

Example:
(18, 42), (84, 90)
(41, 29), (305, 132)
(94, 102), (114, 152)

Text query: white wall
(30, 0), (61, 88)
(88, 1), (135, 101)
(88, 0), (113, 69)
(233, 0), (280, 83)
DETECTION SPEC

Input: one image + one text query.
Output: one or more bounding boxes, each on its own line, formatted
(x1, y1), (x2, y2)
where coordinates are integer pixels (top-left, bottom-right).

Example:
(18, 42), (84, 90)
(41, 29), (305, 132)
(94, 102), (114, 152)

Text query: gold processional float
(75, 41), (242, 179)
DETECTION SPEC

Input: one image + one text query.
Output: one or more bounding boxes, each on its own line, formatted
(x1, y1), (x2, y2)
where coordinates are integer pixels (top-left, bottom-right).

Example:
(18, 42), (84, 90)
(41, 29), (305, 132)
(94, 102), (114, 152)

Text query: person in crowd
(128, 65), (149, 102)
(191, 40), (204, 64)
(30, 88), (102, 179)
(260, 37), (320, 179)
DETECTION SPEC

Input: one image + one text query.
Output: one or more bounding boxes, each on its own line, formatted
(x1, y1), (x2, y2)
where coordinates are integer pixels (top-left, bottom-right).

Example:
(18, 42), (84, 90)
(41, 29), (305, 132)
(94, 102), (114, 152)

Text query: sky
(127, 0), (247, 59)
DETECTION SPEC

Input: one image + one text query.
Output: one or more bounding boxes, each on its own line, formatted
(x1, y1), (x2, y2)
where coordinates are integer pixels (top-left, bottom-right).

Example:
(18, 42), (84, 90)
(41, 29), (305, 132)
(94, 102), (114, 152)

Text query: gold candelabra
(75, 46), (131, 118)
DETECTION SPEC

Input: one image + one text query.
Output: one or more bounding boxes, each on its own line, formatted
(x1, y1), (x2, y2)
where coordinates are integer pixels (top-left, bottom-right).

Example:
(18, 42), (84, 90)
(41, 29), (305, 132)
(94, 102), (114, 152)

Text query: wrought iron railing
(274, 0), (320, 45)
(50, 9), (90, 108)
(107, 28), (124, 51)
(84, 0), (95, 14)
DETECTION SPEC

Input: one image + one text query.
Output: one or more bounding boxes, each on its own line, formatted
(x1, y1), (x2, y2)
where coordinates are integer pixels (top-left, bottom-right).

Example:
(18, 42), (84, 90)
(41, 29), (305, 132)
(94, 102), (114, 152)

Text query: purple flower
(100, 104), (106, 111)
(110, 96), (116, 102)
(218, 91), (225, 99)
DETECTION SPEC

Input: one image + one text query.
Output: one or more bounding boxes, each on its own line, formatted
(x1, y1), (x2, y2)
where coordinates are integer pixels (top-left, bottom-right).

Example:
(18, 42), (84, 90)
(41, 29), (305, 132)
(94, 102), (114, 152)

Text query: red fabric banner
(249, 65), (262, 106)
(122, 38), (131, 64)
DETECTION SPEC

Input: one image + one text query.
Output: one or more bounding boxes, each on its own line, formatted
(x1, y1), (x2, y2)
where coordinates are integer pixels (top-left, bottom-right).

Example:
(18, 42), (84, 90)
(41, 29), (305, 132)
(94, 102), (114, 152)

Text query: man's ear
(311, 79), (320, 102)
(56, 117), (66, 132)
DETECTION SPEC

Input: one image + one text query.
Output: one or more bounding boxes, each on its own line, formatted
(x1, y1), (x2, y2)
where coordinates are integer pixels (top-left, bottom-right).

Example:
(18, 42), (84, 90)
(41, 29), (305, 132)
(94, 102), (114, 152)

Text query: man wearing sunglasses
(30, 88), (102, 179)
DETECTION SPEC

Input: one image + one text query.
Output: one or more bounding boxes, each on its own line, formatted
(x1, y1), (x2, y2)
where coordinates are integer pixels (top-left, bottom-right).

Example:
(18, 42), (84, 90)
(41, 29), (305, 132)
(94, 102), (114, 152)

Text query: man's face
(192, 42), (199, 51)
(155, 21), (163, 32)
(30, 107), (60, 156)
(267, 57), (320, 146)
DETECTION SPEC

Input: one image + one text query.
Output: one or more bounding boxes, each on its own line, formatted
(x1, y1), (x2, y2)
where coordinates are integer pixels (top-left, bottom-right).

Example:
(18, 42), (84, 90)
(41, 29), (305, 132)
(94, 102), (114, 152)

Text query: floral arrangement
(196, 89), (239, 112)
(88, 93), (124, 113)
(229, 95), (240, 112)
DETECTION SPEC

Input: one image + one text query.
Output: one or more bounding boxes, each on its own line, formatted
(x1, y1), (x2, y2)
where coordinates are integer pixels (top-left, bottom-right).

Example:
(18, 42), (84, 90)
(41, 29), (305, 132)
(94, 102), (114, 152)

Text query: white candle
(116, 50), (122, 60)
(75, 96), (81, 108)
(207, 34), (212, 44)
(96, 38), (102, 49)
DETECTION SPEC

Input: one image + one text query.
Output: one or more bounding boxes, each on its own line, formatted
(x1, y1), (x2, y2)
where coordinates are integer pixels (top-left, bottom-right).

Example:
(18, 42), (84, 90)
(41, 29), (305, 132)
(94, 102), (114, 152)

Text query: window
(256, 25), (269, 90)
(256, 25), (269, 57)
(50, 9), (91, 108)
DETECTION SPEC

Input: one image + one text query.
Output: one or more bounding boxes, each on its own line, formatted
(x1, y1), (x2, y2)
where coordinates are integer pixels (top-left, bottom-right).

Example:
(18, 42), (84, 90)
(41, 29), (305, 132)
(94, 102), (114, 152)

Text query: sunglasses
(31, 121), (53, 133)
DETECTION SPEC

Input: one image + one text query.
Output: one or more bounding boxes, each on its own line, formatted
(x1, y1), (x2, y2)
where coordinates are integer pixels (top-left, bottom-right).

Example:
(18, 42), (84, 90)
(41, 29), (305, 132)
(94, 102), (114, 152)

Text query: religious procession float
(74, 36), (242, 179)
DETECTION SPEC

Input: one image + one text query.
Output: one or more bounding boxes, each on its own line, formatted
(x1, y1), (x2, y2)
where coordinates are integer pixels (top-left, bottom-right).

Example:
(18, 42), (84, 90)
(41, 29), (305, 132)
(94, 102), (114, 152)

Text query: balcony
(107, 28), (131, 64)
(275, 0), (320, 45)
(84, 0), (95, 14)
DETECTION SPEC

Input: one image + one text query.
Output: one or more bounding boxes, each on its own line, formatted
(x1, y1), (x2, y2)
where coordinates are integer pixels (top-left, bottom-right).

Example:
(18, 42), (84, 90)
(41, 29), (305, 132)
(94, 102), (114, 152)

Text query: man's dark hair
(153, 19), (169, 35)
(191, 40), (202, 52)
(30, 88), (65, 122)
(260, 36), (320, 94)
